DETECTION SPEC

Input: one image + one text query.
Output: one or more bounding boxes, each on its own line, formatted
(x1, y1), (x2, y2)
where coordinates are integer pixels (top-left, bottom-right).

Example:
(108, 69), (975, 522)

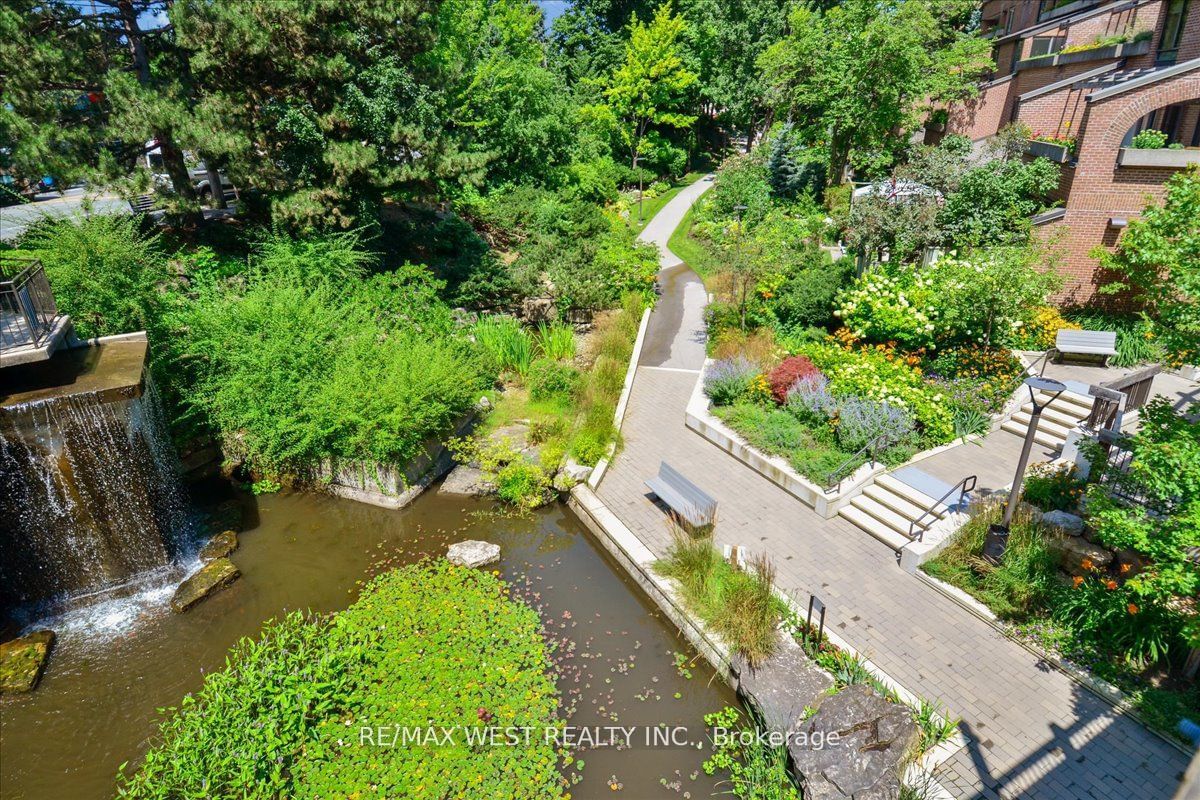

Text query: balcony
(1, 257), (72, 368)
(1117, 147), (1200, 168)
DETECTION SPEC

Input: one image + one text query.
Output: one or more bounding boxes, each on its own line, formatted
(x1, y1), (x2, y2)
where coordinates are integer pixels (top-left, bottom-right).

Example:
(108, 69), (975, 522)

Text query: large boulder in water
(439, 465), (496, 497)
(732, 635), (833, 736)
(447, 540), (501, 569)
(199, 530), (239, 561)
(172, 558), (240, 613)
(788, 684), (918, 800)
(0, 630), (56, 693)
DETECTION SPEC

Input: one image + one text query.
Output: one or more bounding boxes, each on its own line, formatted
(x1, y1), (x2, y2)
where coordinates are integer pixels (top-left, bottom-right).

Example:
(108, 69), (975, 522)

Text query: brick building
(947, 0), (1199, 303)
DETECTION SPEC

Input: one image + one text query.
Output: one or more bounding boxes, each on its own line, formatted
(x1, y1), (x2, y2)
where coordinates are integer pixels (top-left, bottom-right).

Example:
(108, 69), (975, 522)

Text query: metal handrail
(1, 256), (59, 349)
(823, 433), (893, 493)
(908, 474), (977, 541)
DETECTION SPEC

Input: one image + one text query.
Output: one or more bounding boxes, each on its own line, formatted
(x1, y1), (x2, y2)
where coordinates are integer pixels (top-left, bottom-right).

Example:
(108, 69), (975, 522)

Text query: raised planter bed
(684, 362), (881, 518)
(1117, 147), (1200, 169)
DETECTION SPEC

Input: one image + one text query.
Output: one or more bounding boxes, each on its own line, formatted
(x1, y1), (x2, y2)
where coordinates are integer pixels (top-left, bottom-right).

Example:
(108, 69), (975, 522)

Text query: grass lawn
(628, 171), (705, 235)
(665, 201), (722, 281)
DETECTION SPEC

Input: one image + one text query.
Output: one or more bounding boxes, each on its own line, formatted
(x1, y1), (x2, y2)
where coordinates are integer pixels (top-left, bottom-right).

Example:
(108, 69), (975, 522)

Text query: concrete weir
(0, 334), (192, 615)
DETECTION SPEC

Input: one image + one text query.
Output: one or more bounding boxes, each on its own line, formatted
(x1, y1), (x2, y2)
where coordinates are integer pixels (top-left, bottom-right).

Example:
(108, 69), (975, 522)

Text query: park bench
(645, 461), (717, 528)
(128, 194), (157, 213)
(1049, 329), (1118, 366)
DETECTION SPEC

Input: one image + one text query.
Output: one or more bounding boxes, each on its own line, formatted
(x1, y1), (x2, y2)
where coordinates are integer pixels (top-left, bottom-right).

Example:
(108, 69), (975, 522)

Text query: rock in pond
(199, 530), (239, 561)
(563, 459), (593, 483)
(171, 558), (241, 613)
(0, 631), (56, 694)
(788, 684), (918, 800)
(732, 635), (833, 736)
(447, 540), (501, 569)
(439, 465), (496, 497)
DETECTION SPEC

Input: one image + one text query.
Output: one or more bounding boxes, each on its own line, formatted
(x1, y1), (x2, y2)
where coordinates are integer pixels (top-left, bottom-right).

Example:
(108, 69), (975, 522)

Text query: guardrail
(823, 433), (893, 493)
(0, 257), (59, 351)
(909, 474), (976, 542)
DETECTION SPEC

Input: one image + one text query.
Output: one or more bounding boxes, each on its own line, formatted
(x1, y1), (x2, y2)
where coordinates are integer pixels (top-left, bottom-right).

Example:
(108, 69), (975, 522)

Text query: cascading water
(0, 343), (194, 618)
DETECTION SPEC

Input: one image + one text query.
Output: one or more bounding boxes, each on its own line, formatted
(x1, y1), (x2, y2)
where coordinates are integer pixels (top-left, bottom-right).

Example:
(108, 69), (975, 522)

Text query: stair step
(1011, 412), (1074, 440)
(1001, 419), (1063, 448)
(875, 474), (949, 516)
(1016, 403), (1086, 428)
(839, 506), (912, 551)
(861, 484), (932, 521)
(1035, 389), (1094, 413)
(850, 495), (915, 536)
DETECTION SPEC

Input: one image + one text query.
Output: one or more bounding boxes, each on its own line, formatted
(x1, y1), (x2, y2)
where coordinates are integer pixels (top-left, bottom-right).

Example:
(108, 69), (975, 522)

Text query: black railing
(824, 433), (893, 493)
(909, 474), (976, 542)
(1, 257), (59, 351)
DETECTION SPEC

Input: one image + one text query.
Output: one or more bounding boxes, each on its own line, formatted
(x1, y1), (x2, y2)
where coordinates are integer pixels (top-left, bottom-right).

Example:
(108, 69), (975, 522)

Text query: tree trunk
(202, 156), (228, 209)
(116, 0), (202, 227)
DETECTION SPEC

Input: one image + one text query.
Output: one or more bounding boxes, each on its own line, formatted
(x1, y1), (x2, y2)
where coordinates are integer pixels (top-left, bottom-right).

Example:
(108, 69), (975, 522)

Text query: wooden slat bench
(1050, 329), (1118, 366)
(645, 461), (717, 528)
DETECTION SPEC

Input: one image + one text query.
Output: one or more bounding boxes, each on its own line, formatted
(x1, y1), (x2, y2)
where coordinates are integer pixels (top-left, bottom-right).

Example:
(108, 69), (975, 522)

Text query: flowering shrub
(800, 343), (955, 443)
(833, 266), (938, 350)
(766, 356), (820, 404)
(1022, 462), (1084, 512)
(927, 345), (1024, 411)
(785, 373), (838, 425)
(834, 249), (1061, 350)
(836, 397), (916, 452)
(704, 357), (759, 406)
(1014, 306), (1079, 350)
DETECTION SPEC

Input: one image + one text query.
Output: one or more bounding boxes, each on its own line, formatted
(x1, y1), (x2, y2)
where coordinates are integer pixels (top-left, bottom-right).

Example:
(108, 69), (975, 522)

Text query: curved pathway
(598, 187), (1191, 799)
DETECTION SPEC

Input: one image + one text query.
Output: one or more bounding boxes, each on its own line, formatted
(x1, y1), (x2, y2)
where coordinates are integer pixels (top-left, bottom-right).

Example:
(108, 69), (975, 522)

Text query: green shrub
(527, 358), (579, 401)
(119, 561), (565, 799)
(570, 427), (610, 465)
(1129, 129), (1169, 149)
(495, 460), (552, 509)
(1062, 310), (1164, 367)
(702, 706), (799, 800)
(21, 214), (170, 338)
(169, 236), (486, 474)
(1021, 462), (1084, 512)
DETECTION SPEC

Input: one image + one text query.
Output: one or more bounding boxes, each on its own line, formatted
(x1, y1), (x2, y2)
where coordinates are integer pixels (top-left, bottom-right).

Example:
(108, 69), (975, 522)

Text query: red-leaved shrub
(767, 356), (820, 404)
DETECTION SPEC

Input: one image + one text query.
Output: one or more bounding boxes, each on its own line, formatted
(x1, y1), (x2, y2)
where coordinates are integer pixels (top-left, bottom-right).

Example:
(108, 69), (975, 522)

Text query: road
(0, 188), (129, 241)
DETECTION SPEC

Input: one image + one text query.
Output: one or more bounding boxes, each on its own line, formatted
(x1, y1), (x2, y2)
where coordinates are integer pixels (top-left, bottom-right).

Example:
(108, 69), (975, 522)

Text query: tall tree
(170, 0), (485, 230)
(591, 2), (697, 174)
(759, 0), (990, 186)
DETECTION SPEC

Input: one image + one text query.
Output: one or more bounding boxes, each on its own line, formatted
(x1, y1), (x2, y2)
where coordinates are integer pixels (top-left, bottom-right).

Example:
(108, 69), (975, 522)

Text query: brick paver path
(597, 191), (1191, 799)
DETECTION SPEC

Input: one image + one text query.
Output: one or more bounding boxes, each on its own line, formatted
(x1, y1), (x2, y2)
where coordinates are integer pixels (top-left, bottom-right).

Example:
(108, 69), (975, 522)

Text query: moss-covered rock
(0, 630), (56, 693)
(199, 530), (239, 561)
(171, 558), (240, 613)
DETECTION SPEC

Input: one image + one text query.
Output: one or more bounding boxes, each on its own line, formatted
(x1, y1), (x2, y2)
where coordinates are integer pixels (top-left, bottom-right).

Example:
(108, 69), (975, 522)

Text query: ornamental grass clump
(704, 357), (759, 406)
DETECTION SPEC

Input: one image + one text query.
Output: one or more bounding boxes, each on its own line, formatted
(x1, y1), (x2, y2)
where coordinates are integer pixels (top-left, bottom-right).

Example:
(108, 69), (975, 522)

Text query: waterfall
(0, 373), (193, 615)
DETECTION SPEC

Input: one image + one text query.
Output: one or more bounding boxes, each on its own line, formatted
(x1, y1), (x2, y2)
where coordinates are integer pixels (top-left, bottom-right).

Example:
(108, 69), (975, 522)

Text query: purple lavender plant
(785, 373), (837, 424)
(703, 357), (758, 406)
(836, 397), (915, 452)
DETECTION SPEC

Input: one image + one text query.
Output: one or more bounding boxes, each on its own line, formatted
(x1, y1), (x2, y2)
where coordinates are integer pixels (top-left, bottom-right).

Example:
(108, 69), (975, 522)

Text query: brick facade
(949, 0), (1200, 303)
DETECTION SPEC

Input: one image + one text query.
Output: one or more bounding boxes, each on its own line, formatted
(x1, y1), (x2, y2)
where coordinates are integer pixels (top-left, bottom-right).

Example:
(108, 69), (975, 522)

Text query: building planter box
(1117, 147), (1200, 168)
(685, 363), (881, 518)
(1025, 139), (1073, 163)
(1016, 40), (1148, 71)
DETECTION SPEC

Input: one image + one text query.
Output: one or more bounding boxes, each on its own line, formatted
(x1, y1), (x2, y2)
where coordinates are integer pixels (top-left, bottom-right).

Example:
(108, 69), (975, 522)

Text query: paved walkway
(597, 193), (1191, 799)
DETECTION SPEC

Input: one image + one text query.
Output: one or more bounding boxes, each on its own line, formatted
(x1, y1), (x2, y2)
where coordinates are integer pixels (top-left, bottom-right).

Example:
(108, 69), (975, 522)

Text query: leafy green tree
(170, 0), (484, 230)
(1096, 166), (1200, 366)
(591, 3), (698, 174)
(759, 0), (990, 186)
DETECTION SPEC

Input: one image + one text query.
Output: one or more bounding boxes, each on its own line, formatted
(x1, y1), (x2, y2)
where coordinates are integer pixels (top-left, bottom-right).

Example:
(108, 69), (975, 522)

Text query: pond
(0, 487), (739, 799)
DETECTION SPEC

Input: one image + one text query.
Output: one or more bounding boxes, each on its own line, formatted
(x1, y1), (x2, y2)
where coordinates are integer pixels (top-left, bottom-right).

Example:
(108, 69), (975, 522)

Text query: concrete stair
(839, 473), (954, 551)
(1000, 389), (1094, 451)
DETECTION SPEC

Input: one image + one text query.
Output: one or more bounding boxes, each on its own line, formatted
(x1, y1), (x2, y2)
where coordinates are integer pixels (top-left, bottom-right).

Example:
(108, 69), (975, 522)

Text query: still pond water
(0, 487), (738, 799)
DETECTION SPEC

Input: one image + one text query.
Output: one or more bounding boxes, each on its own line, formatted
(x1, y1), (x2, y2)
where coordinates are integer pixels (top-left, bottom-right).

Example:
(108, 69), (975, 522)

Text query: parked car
(141, 143), (237, 206)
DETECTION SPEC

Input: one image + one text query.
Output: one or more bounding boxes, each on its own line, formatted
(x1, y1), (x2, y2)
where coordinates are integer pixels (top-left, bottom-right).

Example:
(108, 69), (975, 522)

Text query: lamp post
(984, 376), (1067, 563)
(733, 204), (749, 330)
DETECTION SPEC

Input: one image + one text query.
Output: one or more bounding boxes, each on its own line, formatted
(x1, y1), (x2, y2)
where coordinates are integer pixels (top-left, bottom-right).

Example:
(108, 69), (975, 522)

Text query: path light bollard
(806, 595), (826, 643)
(984, 376), (1067, 564)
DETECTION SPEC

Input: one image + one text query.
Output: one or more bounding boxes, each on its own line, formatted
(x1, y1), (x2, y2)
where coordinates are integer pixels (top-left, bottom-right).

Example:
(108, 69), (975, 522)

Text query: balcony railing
(1, 257), (60, 352)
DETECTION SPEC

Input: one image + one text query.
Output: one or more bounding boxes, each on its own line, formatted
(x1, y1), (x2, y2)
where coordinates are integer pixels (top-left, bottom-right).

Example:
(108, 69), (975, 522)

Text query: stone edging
(684, 361), (880, 518)
(588, 306), (651, 490)
(568, 483), (968, 791)
(914, 568), (1193, 757)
